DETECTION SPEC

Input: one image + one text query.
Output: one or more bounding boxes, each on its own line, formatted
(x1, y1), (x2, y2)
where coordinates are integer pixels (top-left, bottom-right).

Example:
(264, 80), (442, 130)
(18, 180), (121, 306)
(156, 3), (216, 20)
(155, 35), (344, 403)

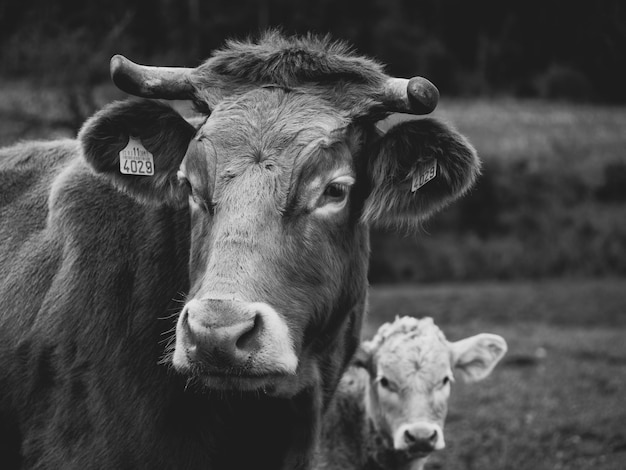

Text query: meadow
(366, 279), (626, 470)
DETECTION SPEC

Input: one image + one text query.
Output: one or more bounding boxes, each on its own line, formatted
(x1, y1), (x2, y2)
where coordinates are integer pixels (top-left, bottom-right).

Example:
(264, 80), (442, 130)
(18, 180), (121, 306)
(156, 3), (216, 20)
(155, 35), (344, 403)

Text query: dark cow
(0, 32), (479, 469)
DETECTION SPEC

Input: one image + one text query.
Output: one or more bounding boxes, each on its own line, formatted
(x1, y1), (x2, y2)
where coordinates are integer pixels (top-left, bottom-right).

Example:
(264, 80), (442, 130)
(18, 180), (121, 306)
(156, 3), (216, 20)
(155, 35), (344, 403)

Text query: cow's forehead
(189, 88), (357, 210)
(200, 88), (349, 157)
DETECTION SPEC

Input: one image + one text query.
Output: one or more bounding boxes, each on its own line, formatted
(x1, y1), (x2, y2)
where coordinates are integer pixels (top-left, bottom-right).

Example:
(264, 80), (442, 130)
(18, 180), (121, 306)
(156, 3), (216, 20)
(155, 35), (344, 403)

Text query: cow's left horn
(380, 77), (439, 115)
(110, 55), (196, 100)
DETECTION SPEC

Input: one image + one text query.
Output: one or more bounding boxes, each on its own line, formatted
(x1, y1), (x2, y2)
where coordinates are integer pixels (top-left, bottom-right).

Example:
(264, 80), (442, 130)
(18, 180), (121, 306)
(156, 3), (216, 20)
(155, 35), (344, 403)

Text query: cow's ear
(449, 334), (507, 383)
(79, 99), (196, 207)
(362, 118), (480, 228)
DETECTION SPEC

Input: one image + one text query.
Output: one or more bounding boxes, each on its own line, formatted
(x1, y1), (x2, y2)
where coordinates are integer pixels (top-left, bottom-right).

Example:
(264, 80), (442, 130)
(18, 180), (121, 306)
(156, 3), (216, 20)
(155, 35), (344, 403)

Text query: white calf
(316, 316), (507, 470)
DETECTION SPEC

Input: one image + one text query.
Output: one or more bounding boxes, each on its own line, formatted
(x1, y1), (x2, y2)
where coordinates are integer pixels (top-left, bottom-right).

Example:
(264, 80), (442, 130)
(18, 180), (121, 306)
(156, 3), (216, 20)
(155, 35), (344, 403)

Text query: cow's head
(79, 33), (480, 399)
(354, 316), (507, 469)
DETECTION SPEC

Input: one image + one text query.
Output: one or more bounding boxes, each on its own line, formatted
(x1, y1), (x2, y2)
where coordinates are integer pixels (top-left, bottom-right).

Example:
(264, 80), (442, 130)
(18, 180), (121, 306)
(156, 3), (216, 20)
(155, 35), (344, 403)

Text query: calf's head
(79, 33), (480, 398)
(354, 316), (507, 469)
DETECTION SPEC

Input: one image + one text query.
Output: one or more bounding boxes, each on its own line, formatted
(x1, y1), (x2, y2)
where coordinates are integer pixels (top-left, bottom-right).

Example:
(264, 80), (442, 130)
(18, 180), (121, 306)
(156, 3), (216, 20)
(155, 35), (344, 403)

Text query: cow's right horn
(110, 55), (196, 100)
(380, 77), (440, 115)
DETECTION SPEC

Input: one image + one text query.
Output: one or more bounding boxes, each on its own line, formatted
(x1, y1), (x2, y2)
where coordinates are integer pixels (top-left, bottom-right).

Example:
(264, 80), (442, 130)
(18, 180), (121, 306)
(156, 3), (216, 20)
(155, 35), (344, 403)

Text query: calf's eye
(442, 376), (451, 386)
(377, 375), (398, 393)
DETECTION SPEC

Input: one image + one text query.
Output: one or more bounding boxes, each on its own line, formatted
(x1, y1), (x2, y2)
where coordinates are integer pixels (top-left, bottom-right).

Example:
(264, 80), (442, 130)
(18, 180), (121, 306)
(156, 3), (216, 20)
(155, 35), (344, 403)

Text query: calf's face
(80, 94), (479, 398)
(355, 317), (507, 468)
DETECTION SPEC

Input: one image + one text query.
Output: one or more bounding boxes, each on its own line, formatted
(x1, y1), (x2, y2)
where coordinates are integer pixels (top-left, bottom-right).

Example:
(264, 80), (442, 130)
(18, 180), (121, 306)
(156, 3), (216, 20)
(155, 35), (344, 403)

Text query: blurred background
(1, 1), (625, 469)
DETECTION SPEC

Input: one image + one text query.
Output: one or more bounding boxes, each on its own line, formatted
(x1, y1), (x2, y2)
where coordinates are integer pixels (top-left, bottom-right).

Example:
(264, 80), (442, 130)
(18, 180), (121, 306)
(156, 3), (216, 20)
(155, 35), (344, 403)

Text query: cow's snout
(172, 298), (298, 384)
(395, 422), (445, 454)
(184, 300), (261, 365)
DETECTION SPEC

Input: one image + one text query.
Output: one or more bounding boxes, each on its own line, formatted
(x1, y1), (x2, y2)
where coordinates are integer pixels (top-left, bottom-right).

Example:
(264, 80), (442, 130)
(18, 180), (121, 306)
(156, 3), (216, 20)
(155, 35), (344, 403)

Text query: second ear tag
(411, 159), (437, 192)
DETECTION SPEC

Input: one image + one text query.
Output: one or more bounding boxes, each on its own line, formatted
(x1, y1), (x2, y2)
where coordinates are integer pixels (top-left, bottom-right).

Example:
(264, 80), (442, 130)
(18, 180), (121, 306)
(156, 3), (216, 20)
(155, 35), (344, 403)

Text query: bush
(596, 162), (626, 203)
(534, 64), (595, 102)
(369, 152), (626, 283)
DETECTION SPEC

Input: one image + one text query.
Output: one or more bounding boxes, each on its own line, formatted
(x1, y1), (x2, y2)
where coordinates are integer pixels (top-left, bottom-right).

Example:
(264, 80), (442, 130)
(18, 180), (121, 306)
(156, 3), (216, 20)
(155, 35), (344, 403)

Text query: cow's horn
(381, 77), (439, 114)
(110, 55), (195, 100)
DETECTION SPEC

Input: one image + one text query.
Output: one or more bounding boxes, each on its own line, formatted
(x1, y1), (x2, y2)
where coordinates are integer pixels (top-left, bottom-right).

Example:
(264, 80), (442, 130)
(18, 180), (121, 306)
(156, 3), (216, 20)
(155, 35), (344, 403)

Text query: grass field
(366, 279), (626, 470)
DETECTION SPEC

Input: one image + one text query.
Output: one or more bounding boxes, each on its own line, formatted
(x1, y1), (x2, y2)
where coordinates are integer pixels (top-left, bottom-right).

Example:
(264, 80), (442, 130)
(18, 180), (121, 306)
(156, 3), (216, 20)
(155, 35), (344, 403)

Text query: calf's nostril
(404, 429), (416, 443)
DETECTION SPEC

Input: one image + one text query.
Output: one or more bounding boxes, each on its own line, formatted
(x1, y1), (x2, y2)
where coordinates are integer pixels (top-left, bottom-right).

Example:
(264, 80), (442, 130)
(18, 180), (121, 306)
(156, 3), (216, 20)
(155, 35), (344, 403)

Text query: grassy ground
(365, 279), (626, 470)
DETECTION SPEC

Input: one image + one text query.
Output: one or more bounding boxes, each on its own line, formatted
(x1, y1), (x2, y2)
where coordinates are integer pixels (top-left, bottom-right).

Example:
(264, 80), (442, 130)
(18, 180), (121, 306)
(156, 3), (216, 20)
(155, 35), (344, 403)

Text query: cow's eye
(178, 171), (213, 214)
(316, 176), (354, 211)
(442, 375), (452, 387)
(324, 182), (349, 201)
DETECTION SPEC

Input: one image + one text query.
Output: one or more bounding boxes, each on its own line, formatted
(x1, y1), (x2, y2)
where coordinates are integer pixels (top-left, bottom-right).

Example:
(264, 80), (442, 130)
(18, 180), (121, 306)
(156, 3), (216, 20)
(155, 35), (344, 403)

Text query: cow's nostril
(404, 429), (416, 443)
(428, 429), (438, 444)
(235, 314), (261, 351)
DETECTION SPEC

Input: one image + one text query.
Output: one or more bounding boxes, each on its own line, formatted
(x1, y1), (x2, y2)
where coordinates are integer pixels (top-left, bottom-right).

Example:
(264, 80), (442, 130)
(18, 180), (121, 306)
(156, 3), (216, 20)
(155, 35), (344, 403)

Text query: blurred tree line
(1, 0), (625, 103)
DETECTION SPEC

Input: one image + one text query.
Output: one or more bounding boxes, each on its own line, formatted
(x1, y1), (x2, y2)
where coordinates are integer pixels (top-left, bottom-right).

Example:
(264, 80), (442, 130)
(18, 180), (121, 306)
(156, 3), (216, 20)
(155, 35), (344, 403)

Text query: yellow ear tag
(119, 137), (155, 176)
(411, 160), (437, 192)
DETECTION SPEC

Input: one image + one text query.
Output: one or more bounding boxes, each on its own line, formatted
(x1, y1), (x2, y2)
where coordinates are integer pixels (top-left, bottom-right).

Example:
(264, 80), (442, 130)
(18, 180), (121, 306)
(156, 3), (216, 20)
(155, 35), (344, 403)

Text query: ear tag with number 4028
(119, 137), (155, 176)
(411, 159), (437, 192)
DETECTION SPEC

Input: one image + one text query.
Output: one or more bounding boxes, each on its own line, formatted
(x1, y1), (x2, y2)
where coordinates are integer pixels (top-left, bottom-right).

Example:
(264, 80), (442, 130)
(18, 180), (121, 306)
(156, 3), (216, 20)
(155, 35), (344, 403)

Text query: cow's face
(355, 317), (507, 469)
(172, 89), (369, 394)
(79, 92), (479, 398)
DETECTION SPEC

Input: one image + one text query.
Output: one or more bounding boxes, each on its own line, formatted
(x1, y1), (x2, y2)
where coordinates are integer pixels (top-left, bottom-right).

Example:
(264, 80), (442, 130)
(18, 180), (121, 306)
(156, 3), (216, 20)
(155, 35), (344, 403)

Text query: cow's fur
(0, 32), (479, 469)
(315, 317), (507, 470)
(189, 31), (389, 117)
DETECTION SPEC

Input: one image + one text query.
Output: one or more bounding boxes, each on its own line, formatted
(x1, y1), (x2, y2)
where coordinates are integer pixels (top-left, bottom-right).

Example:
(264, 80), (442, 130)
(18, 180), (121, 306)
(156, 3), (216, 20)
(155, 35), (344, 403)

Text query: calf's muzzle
(394, 422), (445, 454)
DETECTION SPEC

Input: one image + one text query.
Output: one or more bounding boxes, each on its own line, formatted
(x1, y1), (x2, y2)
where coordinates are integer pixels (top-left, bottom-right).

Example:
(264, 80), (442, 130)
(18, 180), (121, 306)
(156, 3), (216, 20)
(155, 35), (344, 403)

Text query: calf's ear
(362, 118), (480, 228)
(79, 99), (196, 207)
(449, 333), (507, 383)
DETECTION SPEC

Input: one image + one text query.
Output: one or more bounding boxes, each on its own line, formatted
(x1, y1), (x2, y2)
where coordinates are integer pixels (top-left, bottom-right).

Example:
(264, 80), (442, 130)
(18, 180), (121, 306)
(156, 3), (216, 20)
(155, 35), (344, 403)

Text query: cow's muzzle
(172, 298), (298, 390)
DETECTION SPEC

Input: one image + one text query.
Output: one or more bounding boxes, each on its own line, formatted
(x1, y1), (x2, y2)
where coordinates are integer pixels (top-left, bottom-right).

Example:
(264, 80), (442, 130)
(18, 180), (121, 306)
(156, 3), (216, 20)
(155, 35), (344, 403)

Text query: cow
(316, 316), (507, 470)
(0, 31), (480, 469)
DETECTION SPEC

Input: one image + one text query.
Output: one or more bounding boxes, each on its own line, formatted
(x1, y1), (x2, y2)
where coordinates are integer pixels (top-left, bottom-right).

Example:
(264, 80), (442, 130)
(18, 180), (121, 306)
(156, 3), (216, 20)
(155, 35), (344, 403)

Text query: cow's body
(0, 141), (197, 468)
(0, 32), (479, 469)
